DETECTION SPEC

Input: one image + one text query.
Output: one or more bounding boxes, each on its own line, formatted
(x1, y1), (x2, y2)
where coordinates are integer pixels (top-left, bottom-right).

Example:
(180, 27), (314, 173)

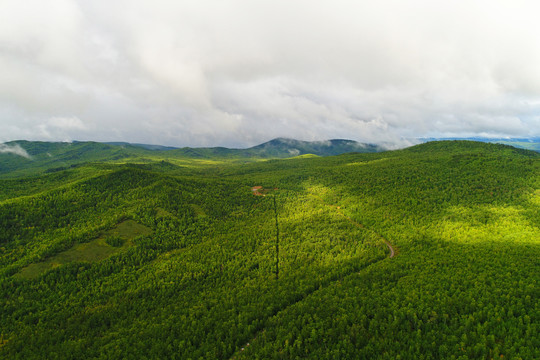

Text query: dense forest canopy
(0, 140), (539, 359)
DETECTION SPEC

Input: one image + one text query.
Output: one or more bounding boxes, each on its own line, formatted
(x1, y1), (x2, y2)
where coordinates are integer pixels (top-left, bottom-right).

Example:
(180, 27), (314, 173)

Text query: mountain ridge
(0, 138), (382, 177)
(2, 138), (538, 178)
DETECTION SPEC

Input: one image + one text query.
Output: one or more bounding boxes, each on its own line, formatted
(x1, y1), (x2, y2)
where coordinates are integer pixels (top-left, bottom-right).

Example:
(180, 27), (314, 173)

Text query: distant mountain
(170, 138), (382, 159)
(105, 142), (179, 151)
(0, 138), (382, 177)
(247, 138), (382, 157)
(104, 138), (381, 157)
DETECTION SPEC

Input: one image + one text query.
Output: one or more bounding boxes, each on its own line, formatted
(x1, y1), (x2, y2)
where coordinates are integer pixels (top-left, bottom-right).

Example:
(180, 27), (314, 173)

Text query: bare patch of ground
(251, 186), (278, 196)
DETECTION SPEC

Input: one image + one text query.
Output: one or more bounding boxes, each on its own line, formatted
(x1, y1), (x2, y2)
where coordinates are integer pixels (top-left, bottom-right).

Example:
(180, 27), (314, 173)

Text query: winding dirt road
(383, 239), (395, 258)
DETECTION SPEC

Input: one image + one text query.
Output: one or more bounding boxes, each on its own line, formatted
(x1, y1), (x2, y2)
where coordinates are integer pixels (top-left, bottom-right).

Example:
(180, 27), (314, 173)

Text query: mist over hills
(128, 137), (383, 158)
(0, 138), (382, 177)
(248, 138), (382, 157)
(2, 137), (539, 179)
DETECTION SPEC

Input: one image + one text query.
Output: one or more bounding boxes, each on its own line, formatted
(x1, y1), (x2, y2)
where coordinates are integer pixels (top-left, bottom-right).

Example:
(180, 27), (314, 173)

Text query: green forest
(0, 140), (539, 359)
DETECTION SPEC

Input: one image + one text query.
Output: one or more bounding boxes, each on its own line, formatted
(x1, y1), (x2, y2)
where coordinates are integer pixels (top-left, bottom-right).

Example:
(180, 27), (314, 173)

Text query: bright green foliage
(0, 140), (538, 359)
(15, 220), (150, 279)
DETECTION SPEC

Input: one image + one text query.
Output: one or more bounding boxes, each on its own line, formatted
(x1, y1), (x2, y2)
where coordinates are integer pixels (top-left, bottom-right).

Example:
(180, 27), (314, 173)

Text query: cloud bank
(1, 0), (539, 147)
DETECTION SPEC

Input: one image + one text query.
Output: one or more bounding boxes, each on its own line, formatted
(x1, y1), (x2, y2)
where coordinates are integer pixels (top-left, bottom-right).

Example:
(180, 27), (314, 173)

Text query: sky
(1, 0), (540, 148)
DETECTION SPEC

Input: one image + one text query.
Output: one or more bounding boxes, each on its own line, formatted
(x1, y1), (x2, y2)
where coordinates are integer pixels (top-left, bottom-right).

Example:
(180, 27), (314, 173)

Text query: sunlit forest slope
(0, 140), (538, 359)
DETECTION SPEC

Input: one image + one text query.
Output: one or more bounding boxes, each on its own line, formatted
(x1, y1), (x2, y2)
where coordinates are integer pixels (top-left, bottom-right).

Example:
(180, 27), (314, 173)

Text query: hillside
(0, 141), (141, 178)
(0, 141), (539, 359)
(422, 137), (540, 152)
(0, 138), (380, 178)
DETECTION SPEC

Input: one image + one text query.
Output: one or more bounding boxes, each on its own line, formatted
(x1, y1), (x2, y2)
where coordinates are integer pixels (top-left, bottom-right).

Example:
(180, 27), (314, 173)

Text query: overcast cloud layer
(1, 0), (539, 147)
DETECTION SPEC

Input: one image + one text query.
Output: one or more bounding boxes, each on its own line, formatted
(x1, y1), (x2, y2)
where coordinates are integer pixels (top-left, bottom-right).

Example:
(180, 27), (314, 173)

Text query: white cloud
(0, 0), (539, 147)
(47, 116), (87, 130)
(0, 143), (32, 159)
(35, 116), (87, 141)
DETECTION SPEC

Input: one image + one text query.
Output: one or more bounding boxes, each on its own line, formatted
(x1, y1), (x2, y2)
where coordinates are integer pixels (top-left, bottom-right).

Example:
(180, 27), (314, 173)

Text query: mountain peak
(250, 138), (381, 157)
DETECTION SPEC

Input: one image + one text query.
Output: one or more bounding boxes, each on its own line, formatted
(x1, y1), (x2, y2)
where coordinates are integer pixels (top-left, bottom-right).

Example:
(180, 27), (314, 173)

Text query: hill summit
(249, 138), (381, 157)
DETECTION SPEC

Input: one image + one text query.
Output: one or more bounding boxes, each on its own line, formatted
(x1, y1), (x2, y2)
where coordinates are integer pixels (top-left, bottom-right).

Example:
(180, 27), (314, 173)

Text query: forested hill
(0, 141), (139, 177)
(0, 141), (539, 359)
(167, 138), (382, 158)
(245, 137), (382, 157)
(0, 138), (380, 178)
(422, 136), (540, 152)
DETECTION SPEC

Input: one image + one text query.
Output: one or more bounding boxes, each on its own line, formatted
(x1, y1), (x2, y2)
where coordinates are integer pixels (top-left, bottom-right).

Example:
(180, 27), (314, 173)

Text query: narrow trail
(384, 239), (395, 258)
(230, 191), (397, 359)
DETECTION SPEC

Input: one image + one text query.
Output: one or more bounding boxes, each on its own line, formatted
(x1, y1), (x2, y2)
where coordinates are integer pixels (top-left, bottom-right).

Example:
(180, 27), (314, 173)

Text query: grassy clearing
(190, 204), (207, 217)
(16, 220), (152, 279)
(105, 219), (152, 239)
